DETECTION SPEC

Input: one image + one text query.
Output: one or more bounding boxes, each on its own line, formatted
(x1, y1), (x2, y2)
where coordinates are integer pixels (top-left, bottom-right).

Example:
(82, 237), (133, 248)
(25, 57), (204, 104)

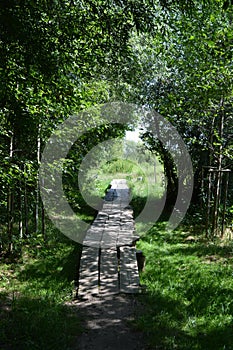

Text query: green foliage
(103, 159), (136, 174)
(116, 0), (233, 232)
(1, 0), (231, 250)
(0, 0), (164, 251)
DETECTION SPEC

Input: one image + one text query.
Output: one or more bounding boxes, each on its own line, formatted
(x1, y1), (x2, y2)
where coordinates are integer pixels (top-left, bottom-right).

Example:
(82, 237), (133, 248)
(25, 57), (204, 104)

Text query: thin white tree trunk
(7, 134), (14, 252)
(35, 124), (41, 233)
(212, 97), (224, 235)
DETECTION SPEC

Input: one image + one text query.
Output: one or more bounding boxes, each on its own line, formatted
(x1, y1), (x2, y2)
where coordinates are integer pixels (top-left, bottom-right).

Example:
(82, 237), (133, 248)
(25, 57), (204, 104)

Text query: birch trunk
(7, 135), (14, 252)
(35, 124), (41, 233)
(211, 98), (224, 235)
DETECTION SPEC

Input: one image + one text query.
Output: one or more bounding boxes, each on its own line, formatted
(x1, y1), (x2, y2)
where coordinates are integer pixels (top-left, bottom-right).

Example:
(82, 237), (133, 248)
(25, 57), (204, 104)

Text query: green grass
(0, 231), (83, 350)
(136, 223), (233, 350)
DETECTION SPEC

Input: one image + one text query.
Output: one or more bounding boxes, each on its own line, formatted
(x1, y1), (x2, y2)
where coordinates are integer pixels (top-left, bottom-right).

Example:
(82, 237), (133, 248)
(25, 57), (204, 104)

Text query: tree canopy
(0, 0), (232, 252)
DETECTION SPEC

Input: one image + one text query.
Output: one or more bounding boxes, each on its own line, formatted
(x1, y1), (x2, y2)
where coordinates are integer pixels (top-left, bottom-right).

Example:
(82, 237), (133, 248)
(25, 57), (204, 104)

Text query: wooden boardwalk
(77, 179), (140, 297)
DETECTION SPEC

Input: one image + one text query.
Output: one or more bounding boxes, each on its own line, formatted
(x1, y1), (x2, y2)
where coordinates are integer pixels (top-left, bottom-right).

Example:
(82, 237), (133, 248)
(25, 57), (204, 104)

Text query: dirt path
(70, 294), (148, 350)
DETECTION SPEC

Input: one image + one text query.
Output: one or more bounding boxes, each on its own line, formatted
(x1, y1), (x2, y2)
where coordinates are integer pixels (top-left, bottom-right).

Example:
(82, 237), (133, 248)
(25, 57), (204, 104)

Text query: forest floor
(68, 293), (149, 350)
(2, 224), (233, 349)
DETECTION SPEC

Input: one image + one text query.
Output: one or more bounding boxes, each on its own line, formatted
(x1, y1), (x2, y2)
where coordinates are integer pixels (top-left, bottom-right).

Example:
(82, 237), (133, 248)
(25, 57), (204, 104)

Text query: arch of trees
(0, 0), (232, 254)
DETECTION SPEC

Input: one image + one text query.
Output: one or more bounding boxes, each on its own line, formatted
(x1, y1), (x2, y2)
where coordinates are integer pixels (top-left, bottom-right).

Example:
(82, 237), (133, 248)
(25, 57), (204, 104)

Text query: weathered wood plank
(82, 228), (103, 248)
(117, 236), (139, 247)
(78, 247), (99, 297)
(119, 246), (140, 293)
(99, 249), (119, 295)
(101, 229), (118, 249)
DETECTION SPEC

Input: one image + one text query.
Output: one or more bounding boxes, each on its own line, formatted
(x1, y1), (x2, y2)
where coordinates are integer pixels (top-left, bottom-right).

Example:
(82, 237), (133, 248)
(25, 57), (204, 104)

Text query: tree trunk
(18, 182), (23, 239)
(35, 124), (41, 233)
(41, 205), (46, 241)
(211, 97), (225, 235)
(24, 179), (29, 236)
(7, 135), (14, 253)
(221, 171), (230, 237)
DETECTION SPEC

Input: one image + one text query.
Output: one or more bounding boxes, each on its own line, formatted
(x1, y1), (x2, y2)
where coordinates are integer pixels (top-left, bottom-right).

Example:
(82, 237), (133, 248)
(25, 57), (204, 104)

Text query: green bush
(103, 159), (135, 174)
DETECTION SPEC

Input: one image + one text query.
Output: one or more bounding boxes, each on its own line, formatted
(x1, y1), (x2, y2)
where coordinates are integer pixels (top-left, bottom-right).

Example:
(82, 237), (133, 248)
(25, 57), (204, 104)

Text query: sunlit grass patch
(137, 224), (233, 349)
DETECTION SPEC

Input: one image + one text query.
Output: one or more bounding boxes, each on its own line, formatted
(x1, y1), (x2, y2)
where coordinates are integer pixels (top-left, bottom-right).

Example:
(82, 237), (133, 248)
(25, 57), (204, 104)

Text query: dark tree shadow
(0, 296), (82, 350)
(0, 242), (83, 350)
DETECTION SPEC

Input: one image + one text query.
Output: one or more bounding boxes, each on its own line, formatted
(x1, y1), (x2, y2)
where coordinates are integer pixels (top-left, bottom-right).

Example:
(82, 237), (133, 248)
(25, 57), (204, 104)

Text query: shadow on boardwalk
(70, 294), (148, 350)
(74, 180), (149, 349)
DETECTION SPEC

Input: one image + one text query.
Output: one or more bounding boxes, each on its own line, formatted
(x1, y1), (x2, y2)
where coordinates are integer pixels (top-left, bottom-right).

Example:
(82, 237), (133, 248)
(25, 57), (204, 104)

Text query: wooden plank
(78, 247), (99, 297)
(97, 211), (109, 217)
(92, 221), (107, 227)
(99, 249), (119, 295)
(120, 223), (135, 232)
(117, 237), (139, 247)
(121, 213), (134, 220)
(108, 214), (121, 222)
(119, 247), (140, 293)
(101, 229), (118, 248)
(102, 203), (113, 210)
(83, 228), (103, 248)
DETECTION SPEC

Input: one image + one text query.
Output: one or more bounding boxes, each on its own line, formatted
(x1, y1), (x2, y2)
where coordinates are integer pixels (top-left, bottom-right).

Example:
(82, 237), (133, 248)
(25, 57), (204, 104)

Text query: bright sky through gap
(125, 129), (141, 142)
